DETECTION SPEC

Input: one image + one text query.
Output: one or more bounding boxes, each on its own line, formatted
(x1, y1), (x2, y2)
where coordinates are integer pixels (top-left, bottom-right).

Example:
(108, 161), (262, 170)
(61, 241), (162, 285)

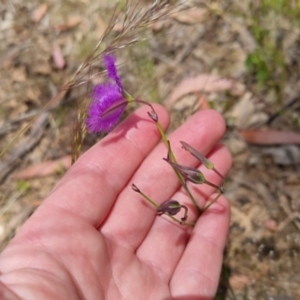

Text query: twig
(176, 28), (205, 63)
(0, 112), (49, 182)
(265, 96), (300, 126)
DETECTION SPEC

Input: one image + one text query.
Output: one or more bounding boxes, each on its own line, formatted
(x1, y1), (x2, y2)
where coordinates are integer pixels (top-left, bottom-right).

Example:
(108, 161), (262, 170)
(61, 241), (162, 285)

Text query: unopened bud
(147, 110), (158, 122)
(180, 141), (224, 180)
(180, 141), (214, 169)
(163, 157), (206, 184)
(157, 200), (181, 216)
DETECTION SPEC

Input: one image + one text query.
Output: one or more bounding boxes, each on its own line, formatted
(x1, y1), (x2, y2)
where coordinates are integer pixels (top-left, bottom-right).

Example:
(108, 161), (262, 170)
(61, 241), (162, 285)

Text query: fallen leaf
(229, 274), (251, 290)
(198, 96), (210, 110)
(165, 74), (245, 109)
(55, 16), (82, 32)
(31, 4), (48, 23)
(149, 20), (169, 32)
(12, 156), (71, 180)
(264, 219), (278, 231)
(172, 8), (208, 24)
(240, 130), (300, 145)
(52, 44), (66, 69)
(112, 22), (123, 32)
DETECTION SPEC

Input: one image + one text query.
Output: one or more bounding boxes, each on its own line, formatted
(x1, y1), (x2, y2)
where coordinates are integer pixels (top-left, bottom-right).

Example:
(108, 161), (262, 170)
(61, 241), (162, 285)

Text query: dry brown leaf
(264, 219), (278, 231)
(165, 74), (245, 109)
(112, 22), (123, 32)
(31, 4), (48, 23)
(229, 274), (252, 290)
(12, 156), (71, 180)
(149, 20), (169, 32)
(240, 130), (300, 145)
(52, 44), (66, 69)
(172, 8), (208, 24)
(198, 96), (210, 110)
(55, 16), (82, 32)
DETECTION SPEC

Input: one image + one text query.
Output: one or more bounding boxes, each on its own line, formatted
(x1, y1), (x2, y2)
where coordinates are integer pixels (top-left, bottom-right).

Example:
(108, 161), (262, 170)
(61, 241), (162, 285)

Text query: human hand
(0, 106), (231, 300)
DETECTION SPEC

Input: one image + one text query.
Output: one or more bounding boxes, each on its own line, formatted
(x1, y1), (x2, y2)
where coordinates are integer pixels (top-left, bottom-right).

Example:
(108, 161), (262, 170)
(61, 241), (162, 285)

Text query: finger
(136, 145), (231, 280)
(101, 109), (226, 251)
(170, 195), (230, 299)
(37, 104), (170, 226)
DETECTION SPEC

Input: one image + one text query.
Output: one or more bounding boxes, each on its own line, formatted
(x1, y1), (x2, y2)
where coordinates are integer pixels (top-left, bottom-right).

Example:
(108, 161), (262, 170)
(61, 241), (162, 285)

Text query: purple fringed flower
(86, 54), (126, 133)
(103, 54), (123, 90)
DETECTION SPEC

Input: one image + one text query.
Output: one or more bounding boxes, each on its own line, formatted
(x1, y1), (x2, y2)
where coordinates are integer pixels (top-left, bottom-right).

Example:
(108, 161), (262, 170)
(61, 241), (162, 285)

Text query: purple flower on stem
(103, 54), (123, 90)
(86, 54), (127, 133)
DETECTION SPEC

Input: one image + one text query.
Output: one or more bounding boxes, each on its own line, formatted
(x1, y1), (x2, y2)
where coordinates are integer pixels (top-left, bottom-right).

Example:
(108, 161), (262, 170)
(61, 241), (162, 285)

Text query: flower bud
(180, 141), (214, 169)
(163, 157), (206, 184)
(147, 110), (158, 122)
(157, 200), (181, 216)
(180, 141), (224, 180)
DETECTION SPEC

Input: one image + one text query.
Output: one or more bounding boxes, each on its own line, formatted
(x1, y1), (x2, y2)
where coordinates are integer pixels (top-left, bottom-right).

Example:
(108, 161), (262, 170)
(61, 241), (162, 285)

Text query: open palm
(0, 106), (231, 300)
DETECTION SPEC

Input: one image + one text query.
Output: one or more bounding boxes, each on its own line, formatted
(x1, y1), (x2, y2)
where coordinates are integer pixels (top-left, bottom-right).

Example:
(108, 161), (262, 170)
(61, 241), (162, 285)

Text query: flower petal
(103, 54), (123, 90)
(86, 83), (126, 133)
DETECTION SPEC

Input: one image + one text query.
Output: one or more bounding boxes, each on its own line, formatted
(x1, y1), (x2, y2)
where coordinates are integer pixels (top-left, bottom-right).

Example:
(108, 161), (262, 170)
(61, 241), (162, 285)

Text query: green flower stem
(137, 188), (159, 209)
(156, 122), (201, 213)
(125, 96), (200, 213)
(132, 184), (194, 227)
(204, 180), (223, 193)
(212, 167), (224, 180)
(156, 121), (169, 147)
(181, 181), (201, 211)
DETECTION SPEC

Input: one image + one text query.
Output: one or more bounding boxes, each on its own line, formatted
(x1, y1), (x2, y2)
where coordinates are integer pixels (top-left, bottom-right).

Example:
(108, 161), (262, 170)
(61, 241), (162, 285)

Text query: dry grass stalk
(0, 0), (182, 167)
(69, 0), (182, 163)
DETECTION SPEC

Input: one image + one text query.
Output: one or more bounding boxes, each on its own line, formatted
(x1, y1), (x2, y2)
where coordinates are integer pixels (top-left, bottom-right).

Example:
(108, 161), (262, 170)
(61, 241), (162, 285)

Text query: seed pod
(180, 141), (214, 169)
(147, 110), (158, 122)
(157, 200), (182, 216)
(163, 157), (206, 184)
(180, 141), (224, 180)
